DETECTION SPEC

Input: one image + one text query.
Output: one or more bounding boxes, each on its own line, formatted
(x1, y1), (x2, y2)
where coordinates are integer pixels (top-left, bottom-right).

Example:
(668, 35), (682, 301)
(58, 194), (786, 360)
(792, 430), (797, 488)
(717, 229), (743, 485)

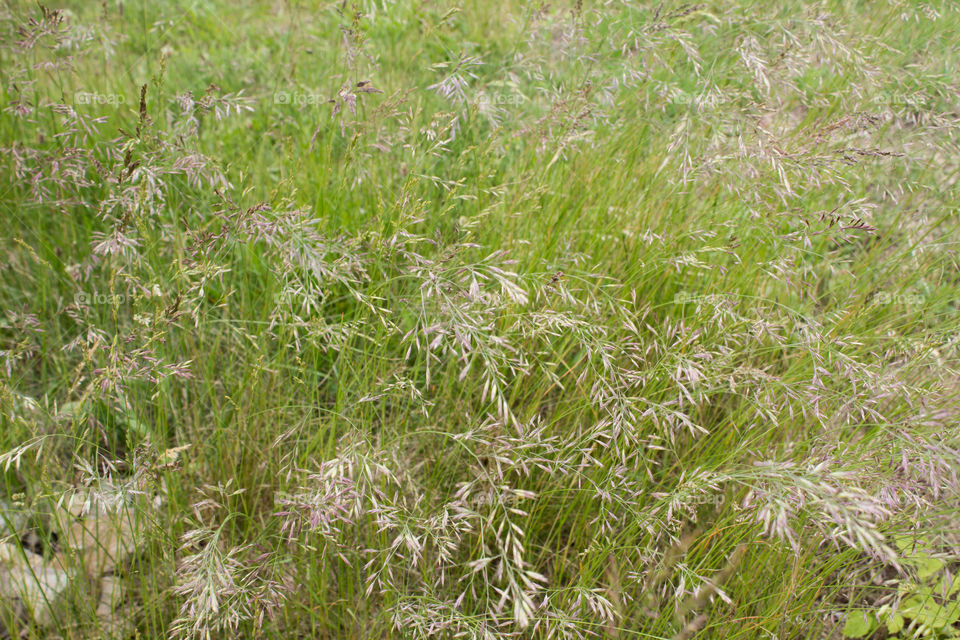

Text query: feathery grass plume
(1, 1), (960, 638)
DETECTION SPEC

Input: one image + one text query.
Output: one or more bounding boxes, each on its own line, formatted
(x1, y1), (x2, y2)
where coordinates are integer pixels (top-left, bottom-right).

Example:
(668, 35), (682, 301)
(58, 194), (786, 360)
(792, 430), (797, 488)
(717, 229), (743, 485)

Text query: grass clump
(1, 0), (960, 638)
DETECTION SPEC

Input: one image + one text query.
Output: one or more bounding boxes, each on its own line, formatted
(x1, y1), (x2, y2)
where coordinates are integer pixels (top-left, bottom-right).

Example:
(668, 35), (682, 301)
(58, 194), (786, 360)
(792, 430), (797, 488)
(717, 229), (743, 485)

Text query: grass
(1, 0), (960, 638)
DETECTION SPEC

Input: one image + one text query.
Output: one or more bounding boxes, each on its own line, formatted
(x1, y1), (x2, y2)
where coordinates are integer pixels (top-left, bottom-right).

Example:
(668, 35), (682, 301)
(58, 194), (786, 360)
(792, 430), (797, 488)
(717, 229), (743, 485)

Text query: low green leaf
(842, 611), (876, 638)
(886, 612), (904, 634)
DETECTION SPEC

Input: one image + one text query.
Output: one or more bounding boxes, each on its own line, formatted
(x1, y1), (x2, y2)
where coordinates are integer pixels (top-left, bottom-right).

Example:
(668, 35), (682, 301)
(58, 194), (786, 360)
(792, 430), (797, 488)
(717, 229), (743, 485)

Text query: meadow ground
(1, 1), (960, 638)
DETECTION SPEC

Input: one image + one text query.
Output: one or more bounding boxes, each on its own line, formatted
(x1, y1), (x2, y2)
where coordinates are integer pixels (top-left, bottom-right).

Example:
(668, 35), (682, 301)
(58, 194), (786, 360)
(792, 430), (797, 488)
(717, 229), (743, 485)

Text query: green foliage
(844, 537), (960, 639)
(1, 0), (960, 638)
